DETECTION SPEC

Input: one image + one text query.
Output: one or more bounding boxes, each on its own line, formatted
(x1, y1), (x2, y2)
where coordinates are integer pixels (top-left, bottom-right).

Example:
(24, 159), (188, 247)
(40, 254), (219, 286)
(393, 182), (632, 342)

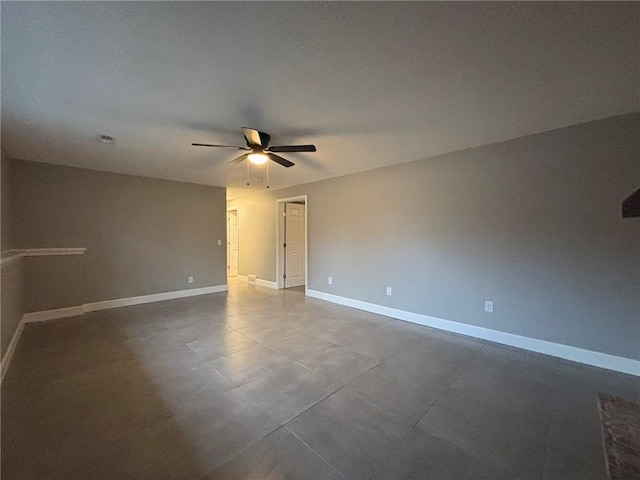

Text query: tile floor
(2, 281), (638, 479)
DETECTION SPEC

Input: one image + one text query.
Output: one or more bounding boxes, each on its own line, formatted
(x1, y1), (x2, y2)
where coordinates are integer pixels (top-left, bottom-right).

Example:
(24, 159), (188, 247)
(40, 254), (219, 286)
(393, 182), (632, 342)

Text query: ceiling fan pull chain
(246, 159), (250, 186)
(266, 160), (270, 189)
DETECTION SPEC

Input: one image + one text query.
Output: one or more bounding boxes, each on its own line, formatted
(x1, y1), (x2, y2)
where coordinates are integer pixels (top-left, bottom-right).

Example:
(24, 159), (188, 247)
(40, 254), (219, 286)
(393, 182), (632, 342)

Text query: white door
(285, 203), (306, 288)
(227, 209), (239, 277)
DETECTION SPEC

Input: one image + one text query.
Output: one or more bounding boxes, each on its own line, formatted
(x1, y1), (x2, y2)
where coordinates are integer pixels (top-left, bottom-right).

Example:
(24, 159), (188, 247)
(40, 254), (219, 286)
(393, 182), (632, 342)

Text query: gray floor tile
(542, 395), (607, 480)
(203, 427), (344, 480)
(287, 387), (414, 480)
(132, 361), (236, 424)
(446, 345), (561, 419)
(542, 440), (606, 480)
(55, 431), (173, 480)
(341, 328), (422, 361)
(4, 335), (129, 387)
(418, 397), (548, 478)
(266, 330), (336, 361)
(1, 424), (59, 480)
(373, 426), (514, 480)
(303, 317), (373, 344)
(297, 344), (379, 383)
(120, 326), (190, 354)
(168, 320), (232, 342)
(2, 280), (636, 480)
(210, 342), (293, 386)
(186, 329), (260, 361)
(347, 360), (453, 423)
(370, 320), (434, 346)
(236, 321), (302, 344)
(385, 340), (480, 378)
(237, 362), (343, 423)
(3, 364), (150, 478)
(151, 389), (281, 479)
(425, 377), (553, 443)
(554, 360), (640, 402)
(222, 311), (275, 330)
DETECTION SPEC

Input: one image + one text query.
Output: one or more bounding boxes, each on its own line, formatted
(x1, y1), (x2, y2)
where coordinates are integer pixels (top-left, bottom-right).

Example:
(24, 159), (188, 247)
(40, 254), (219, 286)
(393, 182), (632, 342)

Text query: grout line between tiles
(284, 425), (349, 480)
(195, 424), (285, 480)
(282, 383), (348, 426)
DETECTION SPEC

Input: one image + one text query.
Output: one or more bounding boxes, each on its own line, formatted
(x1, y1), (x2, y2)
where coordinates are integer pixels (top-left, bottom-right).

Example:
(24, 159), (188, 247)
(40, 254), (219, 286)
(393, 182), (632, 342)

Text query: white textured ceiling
(2, 2), (638, 198)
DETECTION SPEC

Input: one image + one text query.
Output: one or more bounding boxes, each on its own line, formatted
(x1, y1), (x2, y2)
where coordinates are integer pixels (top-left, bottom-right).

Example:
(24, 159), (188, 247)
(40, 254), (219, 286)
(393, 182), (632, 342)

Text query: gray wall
(2, 147), (15, 251)
(229, 113), (640, 360)
(1, 149), (25, 360)
(1, 257), (24, 359)
(12, 160), (227, 310)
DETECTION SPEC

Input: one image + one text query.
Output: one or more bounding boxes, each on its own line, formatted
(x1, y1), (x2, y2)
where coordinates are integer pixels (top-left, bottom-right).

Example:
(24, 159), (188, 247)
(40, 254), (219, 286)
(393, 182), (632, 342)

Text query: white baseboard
(83, 285), (228, 312)
(22, 284), (228, 323)
(23, 306), (85, 323)
(256, 278), (278, 289)
(1, 318), (25, 383)
(2, 285), (228, 383)
(306, 289), (640, 377)
(235, 275), (278, 289)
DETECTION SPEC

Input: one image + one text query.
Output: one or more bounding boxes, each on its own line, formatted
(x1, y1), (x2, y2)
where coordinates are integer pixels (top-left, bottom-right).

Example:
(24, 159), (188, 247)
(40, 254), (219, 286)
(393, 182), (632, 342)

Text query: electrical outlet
(328, 277), (333, 285)
(484, 300), (493, 313)
(386, 286), (392, 296)
(188, 276), (194, 284)
(217, 239), (222, 246)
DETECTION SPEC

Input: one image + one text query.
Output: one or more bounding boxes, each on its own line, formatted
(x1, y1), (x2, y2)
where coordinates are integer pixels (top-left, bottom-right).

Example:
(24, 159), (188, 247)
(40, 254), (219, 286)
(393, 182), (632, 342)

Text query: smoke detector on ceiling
(99, 134), (115, 145)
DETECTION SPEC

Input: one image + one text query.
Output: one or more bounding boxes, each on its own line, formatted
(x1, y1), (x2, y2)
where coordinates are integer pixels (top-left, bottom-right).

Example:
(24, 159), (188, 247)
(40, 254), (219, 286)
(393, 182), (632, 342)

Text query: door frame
(275, 195), (307, 292)
(226, 206), (239, 277)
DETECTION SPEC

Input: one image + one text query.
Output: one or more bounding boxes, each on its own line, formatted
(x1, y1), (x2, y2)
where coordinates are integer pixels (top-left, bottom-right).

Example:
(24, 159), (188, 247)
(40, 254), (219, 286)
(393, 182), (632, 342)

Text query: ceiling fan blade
(192, 143), (249, 150)
(268, 145), (317, 153)
(227, 154), (249, 165)
(241, 127), (271, 148)
(267, 153), (295, 168)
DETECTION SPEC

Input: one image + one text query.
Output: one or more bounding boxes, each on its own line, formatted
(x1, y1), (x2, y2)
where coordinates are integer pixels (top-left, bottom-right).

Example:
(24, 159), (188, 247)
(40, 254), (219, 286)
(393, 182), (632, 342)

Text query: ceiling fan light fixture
(248, 153), (268, 165)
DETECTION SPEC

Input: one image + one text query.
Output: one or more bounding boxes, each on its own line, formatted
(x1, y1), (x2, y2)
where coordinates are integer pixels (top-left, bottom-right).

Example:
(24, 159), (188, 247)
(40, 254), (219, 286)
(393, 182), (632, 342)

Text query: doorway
(276, 195), (307, 290)
(227, 207), (239, 277)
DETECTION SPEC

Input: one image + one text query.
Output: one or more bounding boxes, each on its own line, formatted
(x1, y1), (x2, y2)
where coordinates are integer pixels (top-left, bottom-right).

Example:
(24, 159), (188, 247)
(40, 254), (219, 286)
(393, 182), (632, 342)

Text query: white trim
(227, 206), (239, 277)
(23, 306), (85, 323)
(23, 247), (86, 257)
(21, 285), (228, 323)
(1, 251), (23, 268)
(1, 247), (86, 268)
(235, 275), (277, 289)
(1, 318), (25, 383)
(2, 285), (228, 381)
(275, 195), (308, 292)
(256, 278), (278, 289)
(83, 285), (227, 312)
(306, 289), (640, 377)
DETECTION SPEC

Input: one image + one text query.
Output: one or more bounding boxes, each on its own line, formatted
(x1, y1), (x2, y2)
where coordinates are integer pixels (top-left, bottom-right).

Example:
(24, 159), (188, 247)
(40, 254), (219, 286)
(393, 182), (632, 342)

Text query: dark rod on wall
(622, 188), (640, 218)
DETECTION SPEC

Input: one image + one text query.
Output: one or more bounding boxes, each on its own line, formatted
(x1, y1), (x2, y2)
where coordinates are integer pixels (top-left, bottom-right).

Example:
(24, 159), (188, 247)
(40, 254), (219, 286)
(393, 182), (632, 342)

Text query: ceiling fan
(192, 127), (316, 168)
